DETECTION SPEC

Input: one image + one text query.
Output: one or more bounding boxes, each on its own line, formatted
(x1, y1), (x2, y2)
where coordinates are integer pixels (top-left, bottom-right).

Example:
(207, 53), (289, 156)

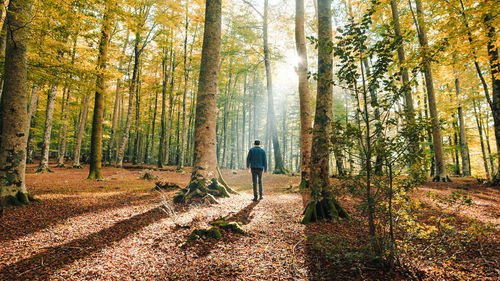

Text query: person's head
(253, 139), (261, 147)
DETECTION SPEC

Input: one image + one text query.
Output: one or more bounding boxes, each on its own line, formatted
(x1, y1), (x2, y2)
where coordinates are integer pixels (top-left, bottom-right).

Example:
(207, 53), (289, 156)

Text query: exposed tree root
(301, 196), (347, 224)
(432, 175), (452, 182)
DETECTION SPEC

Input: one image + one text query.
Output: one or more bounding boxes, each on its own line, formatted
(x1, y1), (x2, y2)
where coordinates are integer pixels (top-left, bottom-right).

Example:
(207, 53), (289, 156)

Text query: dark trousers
(251, 168), (263, 199)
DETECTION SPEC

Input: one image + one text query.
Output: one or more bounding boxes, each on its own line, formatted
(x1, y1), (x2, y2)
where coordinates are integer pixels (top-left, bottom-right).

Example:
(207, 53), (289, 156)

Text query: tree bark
(295, 0), (313, 188)
(302, 0), (346, 223)
(0, 0), (32, 208)
(263, 0), (286, 174)
(176, 0), (235, 204)
(158, 49), (169, 168)
(454, 74), (471, 176)
(26, 84), (39, 164)
(132, 65), (142, 165)
(484, 11), (500, 183)
(106, 30), (129, 164)
(473, 99), (491, 179)
(88, 0), (113, 180)
(73, 93), (91, 168)
(413, 0), (449, 182)
(37, 85), (57, 173)
(116, 32), (141, 167)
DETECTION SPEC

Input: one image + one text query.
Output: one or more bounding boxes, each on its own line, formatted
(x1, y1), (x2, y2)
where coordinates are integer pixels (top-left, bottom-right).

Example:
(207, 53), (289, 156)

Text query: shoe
(252, 198), (258, 202)
(259, 196), (263, 200)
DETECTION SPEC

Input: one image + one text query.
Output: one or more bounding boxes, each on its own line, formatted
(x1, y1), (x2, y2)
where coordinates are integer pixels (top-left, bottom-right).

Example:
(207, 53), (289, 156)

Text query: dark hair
(254, 139), (261, 145)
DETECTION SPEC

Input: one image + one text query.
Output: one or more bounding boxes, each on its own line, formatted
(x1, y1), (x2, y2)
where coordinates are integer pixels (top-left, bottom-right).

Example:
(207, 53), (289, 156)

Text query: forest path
(0, 164), (308, 280)
(1, 164), (498, 280)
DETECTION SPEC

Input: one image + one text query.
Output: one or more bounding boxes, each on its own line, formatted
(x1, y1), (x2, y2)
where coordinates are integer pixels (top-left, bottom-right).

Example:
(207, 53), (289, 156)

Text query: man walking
(246, 140), (267, 201)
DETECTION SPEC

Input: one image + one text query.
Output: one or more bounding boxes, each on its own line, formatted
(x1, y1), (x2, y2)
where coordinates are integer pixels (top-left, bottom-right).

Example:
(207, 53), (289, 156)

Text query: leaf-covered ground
(0, 163), (498, 280)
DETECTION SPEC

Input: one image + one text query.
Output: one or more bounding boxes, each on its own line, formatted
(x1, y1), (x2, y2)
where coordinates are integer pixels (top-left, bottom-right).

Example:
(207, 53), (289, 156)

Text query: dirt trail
(0, 164), (307, 280)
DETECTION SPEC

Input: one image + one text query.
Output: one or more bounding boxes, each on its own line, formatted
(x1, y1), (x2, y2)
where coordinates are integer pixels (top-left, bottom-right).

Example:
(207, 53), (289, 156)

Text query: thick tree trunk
(73, 94), (91, 168)
(88, 0), (113, 180)
(263, 0), (286, 174)
(302, 0), (346, 223)
(455, 75), (471, 176)
(413, 0), (449, 182)
(176, 0), (235, 204)
(0, 0), (32, 208)
(295, 0), (313, 187)
(116, 33), (140, 168)
(37, 85), (57, 173)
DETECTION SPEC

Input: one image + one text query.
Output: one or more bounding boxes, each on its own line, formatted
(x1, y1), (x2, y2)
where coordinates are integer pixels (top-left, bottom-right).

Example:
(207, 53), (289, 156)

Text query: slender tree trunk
(390, 0), (418, 161)
(147, 86), (158, 164)
(26, 84), (39, 164)
(73, 94), (91, 168)
(37, 85), (57, 173)
(116, 33), (141, 167)
(178, 3), (190, 170)
(473, 99), (491, 179)
(132, 66), (142, 165)
(302, 0), (346, 223)
(454, 74), (471, 176)
(484, 11), (500, 183)
(0, 0), (33, 208)
(106, 31), (129, 164)
(56, 88), (71, 167)
(295, 0), (313, 186)
(177, 0), (235, 204)
(165, 56), (177, 165)
(88, 0), (113, 180)
(158, 50), (168, 168)
(263, 0), (286, 174)
(413, 0), (448, 182)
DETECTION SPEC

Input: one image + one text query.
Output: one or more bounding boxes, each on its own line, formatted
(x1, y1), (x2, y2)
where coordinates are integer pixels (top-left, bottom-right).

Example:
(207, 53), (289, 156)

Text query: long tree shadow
(0, 207), (167, 280)
(0, 190), (163, 243)
(185, 201), (260, 257)
(224, 200), (259, 225)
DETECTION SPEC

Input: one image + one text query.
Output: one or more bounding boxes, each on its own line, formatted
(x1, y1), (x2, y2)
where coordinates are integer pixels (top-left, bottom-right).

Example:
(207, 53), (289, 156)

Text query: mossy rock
(211, 220), (245, 234)
(187, 226), (222, 241)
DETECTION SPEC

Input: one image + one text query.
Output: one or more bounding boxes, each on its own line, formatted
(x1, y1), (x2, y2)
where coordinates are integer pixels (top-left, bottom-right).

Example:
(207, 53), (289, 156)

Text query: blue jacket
(246, 146), (267, 171)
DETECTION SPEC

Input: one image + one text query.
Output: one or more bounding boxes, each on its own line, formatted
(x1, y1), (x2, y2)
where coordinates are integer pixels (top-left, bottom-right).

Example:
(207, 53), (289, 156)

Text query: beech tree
(0, 0), (34, 208)
(173, 0), (235, 204)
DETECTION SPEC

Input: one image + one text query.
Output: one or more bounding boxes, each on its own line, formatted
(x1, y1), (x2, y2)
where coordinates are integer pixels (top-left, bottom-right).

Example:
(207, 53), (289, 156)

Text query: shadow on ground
(0, 207), (167, 280)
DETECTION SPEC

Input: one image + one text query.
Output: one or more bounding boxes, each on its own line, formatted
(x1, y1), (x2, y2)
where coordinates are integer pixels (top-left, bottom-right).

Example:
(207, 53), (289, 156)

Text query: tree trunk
(0, 0), (32, 209)
(413, 0), (449, 182)
(484, 12), (500, 183)
(295, 0), (313, 187)
(390, 0), (418, 161)
(454, 75), (471, 176)
(165, 55), (177, 165)
(116, 32), (141, 167)
(302, 0), (346, 224)
(158, 51), (168, 168)
(132, 66), (142, 165)
(26, 84), (39, 164)
(263, 0), (286, 174)
(88, 0), (113, 180)
(37, 85), (57, 173)
(106, 30), (129, 164)
(176, 0), (235, 204)
(473, 99), (491, 179)
(56, 88), (70, 167)
(73, 94), (91, 168)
